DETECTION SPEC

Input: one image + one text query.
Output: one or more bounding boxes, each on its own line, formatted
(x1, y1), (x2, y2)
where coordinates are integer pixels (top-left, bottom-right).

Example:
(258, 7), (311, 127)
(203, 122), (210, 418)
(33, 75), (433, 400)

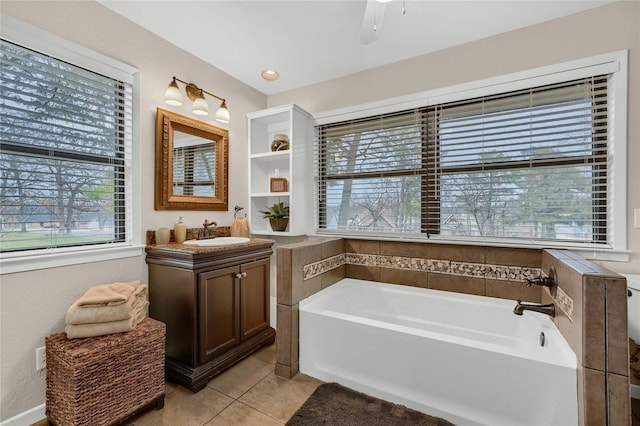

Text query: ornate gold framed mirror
(155, 108), (228, 210)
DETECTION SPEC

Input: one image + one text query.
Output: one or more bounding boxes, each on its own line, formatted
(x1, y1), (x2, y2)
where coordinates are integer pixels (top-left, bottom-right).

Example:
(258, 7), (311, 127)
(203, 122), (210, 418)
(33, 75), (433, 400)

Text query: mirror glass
(155, 108), (228, 210)
(172, 131), (216, 197)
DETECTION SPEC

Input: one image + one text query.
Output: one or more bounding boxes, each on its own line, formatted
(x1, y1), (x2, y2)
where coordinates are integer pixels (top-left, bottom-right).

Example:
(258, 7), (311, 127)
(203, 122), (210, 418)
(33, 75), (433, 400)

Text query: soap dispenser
(174, 216), (187, 244)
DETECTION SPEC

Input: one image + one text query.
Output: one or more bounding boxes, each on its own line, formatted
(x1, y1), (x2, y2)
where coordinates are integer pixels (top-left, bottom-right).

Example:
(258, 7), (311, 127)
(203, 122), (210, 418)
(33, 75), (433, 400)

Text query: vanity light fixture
(163, 77), (230, 123)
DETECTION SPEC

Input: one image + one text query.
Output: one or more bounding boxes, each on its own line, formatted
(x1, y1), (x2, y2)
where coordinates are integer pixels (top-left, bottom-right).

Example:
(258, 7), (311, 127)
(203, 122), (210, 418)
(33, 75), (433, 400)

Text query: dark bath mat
(286, 382), (455, 426)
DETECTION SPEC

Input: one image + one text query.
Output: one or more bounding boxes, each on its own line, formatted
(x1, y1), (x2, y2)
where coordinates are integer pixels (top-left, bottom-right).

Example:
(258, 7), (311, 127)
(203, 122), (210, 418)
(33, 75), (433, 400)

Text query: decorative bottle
(155, 227), (171, 244)
(174, 216), (187, 244)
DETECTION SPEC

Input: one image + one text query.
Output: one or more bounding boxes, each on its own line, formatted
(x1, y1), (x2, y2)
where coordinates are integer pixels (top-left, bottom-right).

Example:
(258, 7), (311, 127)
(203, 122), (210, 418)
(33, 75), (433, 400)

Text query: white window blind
(317, 76), (608, 244)
(317, 110), (427, 234)
(0, 39), (133, 252)
(173, 143), (217, 197)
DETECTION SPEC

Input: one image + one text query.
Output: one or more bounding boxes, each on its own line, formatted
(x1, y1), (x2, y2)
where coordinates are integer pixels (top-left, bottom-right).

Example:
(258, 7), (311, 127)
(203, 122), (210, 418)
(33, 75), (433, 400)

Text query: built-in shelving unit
(247, 104), (314, 236)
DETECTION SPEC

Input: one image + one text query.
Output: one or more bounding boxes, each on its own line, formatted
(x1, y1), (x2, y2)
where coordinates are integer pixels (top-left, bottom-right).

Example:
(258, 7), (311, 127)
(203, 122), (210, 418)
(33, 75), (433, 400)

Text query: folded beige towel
(66, 285), (147, 325)
(65, 301), (149, 339)
(65, 318), (134, 339)
(76, 281), (140, 307)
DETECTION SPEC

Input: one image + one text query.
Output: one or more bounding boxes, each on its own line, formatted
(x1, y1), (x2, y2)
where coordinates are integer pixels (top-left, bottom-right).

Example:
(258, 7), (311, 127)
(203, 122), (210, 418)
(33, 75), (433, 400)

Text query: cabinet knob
(235, 272), (248, 279)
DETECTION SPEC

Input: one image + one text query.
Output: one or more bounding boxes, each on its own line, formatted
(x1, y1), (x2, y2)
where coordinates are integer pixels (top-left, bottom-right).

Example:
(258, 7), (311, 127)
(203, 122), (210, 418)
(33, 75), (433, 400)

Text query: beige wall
(0, 1), (267, 420)
(269, 0), (640, 276)
(1, 0), (638, 421)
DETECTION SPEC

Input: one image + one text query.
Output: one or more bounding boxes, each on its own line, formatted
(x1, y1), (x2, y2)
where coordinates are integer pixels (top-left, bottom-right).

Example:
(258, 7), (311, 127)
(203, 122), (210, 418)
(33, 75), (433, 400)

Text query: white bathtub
(299, 278), (578, 426)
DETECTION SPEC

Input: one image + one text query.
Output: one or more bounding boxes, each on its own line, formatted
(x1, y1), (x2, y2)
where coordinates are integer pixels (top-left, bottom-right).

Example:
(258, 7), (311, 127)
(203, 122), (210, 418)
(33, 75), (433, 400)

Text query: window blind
(317, 76), (608, 244)
(317, 110), (427, 234)
(0, 39), (133, 252)
(430, 77), (607, 242)
(173, 143), (217, 197)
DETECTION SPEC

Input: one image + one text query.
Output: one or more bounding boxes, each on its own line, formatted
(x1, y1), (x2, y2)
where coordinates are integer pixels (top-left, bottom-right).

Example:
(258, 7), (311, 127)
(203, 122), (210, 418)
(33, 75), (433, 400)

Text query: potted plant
(259, 202), (290, 232)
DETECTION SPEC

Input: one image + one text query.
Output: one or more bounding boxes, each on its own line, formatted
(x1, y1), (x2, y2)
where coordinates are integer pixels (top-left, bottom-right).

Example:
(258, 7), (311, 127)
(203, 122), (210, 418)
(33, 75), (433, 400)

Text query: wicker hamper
(46, 318), (166, 426)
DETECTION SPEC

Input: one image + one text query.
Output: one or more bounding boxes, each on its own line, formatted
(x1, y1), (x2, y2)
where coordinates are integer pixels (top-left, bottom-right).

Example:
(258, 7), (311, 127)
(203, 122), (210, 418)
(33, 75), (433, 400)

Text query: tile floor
(35, 344), (323, 426)
(29, 346), (640, 425)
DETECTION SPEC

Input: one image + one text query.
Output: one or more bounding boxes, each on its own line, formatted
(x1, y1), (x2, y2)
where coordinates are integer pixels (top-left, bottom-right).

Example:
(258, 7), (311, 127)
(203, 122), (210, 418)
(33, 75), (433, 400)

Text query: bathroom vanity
(145, 238), (275, 391)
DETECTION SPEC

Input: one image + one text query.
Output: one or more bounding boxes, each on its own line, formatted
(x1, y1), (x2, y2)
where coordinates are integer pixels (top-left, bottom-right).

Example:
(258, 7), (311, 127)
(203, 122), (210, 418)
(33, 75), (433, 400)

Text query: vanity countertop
(145, 238), (275, 266)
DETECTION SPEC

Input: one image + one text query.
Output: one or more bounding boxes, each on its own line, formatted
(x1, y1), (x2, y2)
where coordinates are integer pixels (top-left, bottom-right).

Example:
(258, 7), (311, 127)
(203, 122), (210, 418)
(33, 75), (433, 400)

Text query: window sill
(312, 231), (630, 262)
(0, 244), (145, 275)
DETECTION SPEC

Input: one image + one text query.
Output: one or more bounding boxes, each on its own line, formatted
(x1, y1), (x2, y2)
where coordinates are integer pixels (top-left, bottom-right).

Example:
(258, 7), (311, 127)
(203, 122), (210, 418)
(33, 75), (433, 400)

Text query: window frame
(314, 51), (629, 261)
(0, 16), (142, 274)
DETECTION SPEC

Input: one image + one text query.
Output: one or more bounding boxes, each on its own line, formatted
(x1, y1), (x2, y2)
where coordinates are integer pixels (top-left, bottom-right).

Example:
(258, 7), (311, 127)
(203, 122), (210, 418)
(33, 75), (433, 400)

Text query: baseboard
(0, 404), (45, 426)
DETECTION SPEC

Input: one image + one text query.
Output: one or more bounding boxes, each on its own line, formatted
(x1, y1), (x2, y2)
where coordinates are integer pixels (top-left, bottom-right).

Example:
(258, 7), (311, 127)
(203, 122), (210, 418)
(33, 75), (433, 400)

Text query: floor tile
(206, 401), (284, 426)
(251, 343), (276, 365)
(238, 372), (322, 422)
(129, 385), (232, 426)
(207, 356), (274, 399)
(35, 343), (316, 426)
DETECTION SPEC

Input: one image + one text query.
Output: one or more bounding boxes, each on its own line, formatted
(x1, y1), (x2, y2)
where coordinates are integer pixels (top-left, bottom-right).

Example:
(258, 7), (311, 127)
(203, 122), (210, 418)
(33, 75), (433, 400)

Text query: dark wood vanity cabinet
(145, 240), (275, 392)
(199, 259), (270, 363)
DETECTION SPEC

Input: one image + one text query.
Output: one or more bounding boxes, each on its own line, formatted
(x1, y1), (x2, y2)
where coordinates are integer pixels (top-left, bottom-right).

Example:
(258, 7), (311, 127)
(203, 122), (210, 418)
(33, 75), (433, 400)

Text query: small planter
(269, 218), (289, 232)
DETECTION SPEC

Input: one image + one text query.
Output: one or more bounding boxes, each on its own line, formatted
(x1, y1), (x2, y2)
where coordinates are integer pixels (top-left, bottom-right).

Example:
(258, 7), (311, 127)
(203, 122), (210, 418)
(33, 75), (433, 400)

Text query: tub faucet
(526, 266), (557, 289)
(513, 300), (555, 317)
(526, 276), (555, 288)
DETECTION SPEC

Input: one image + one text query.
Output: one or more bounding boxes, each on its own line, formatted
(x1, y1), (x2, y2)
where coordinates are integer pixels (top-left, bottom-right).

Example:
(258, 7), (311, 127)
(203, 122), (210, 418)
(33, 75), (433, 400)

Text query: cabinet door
(240, 258), (270, 341)
(198, 266), (240, 364)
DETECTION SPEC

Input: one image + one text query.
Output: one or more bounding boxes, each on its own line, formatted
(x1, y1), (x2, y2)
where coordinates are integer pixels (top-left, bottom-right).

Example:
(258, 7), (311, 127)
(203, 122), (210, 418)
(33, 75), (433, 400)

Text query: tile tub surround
(277, 238), (630, 425)
(276, 238), (345, 379)
(541, 249), (630, 426)
(276, 238), (545, 379)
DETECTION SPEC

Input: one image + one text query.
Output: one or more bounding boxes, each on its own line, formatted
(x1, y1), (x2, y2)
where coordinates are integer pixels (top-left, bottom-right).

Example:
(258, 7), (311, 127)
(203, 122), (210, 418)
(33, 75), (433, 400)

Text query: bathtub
(299, 279), (578, 426)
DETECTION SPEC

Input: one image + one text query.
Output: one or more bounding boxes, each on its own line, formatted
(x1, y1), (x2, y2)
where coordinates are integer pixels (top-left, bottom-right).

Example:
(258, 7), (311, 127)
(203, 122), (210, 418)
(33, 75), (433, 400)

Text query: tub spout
(513, 300), (555, 317)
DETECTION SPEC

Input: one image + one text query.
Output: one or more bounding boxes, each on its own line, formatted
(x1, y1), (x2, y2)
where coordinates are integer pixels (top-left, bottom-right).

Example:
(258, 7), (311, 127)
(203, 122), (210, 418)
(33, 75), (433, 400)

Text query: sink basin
(183, 237), (251, 247)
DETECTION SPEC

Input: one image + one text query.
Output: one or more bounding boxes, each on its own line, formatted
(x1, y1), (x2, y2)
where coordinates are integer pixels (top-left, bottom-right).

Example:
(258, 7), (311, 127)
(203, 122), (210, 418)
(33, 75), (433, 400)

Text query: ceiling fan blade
(360, 0), (386, 45)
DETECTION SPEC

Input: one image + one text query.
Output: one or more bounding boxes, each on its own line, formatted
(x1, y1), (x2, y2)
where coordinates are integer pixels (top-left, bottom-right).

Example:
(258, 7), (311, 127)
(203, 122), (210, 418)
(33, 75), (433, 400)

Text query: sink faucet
(203, 220), (217, 229)
(513, 300), (555, 317)
(199, 220), (218, 240)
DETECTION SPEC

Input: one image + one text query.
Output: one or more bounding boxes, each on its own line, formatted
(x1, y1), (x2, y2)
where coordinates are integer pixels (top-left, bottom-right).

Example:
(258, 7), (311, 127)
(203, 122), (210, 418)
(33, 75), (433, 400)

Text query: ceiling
(98, 0), (615, 96)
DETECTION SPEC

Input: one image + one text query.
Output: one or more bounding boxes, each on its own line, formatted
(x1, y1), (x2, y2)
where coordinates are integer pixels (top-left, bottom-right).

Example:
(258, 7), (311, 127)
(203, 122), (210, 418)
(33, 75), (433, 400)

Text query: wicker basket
(46, 318), (166, 426)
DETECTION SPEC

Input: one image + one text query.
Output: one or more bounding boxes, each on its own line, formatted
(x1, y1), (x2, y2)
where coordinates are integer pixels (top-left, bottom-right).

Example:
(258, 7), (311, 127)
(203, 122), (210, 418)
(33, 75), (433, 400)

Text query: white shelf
(251, 192), (290, 197)
(250, 151), (290, 160)
(247, 104), (314, 237)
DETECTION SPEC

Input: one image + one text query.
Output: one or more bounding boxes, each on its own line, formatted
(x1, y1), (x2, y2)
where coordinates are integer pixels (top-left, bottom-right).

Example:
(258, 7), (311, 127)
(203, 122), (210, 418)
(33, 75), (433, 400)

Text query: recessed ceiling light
(261, 70), (279, 81)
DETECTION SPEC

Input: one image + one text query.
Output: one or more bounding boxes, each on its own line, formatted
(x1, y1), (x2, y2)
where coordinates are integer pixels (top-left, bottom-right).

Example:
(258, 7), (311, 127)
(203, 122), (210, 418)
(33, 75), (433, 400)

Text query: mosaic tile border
(546, 285), (575, 322)
(303, 252), (544, 282)
(302, 254), (346, 281)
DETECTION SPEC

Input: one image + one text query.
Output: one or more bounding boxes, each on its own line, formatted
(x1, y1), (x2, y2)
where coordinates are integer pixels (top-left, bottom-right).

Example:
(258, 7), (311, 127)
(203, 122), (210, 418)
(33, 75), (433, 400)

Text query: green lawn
(0, 231), (112, 250)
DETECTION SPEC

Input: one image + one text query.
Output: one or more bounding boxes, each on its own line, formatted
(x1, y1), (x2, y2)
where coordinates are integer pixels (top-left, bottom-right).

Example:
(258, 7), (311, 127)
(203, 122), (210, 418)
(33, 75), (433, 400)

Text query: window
(0, 39), (133, 254)
(318, 76), (609, 246)
(318, 110), (427, 234)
